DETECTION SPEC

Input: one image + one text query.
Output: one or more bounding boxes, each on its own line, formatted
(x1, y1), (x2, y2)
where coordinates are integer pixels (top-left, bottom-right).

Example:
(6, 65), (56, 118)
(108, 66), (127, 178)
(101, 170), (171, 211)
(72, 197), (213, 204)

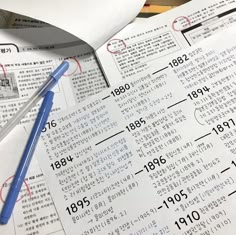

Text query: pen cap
(51, 61), (70, 82)
(39, 61), (69, 97)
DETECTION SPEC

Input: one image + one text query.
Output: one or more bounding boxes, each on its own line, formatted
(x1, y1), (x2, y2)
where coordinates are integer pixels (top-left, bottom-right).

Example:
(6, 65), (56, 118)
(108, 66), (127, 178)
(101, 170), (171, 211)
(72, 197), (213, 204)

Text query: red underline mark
(0, 64), (7, 79)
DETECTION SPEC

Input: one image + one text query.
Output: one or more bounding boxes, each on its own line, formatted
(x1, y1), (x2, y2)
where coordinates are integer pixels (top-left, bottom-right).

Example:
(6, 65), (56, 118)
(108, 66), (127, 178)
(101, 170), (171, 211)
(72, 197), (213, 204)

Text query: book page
(0, 9), (12, 27)
(37, 28), (236, 234)
(7, 13), (50, 28)
(0, 0), (145, 49)
(96, 0), (236, 85)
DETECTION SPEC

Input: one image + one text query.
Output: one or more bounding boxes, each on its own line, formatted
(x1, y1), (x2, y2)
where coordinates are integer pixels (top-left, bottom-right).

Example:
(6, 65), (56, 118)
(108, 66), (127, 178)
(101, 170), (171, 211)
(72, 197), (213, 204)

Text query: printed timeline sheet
(38, 28), (236, 234)
(96, 0), (236, 85)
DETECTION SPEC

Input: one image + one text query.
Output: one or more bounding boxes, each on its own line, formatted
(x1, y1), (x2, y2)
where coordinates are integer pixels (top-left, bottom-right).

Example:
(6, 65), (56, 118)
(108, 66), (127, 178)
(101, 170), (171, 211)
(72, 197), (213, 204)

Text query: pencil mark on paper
(194, 108), (205, 126)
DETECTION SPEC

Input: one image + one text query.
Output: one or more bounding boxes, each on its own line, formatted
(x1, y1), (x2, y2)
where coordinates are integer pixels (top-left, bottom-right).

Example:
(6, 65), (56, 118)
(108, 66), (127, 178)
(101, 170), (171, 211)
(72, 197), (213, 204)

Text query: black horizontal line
(181, 23), (201, 34)
(167, 99), (187, 109)
(95, 130), (125, 146)
(158, 206), (163, 209)
(152, 66), (169, 75)
(219, 8), (236, 18)
(228, 190), (236, 197)
(194, 132), (212, 142)
(135, 169), (143, 175)
(102, 95), (110, 100)
(221, 167), (230, 174)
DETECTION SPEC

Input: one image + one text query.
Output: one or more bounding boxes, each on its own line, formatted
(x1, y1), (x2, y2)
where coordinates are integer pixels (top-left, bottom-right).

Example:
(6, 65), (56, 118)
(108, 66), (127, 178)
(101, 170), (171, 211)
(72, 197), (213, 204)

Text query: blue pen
(0, 91), (54, 224)
(0, 61), (69, 143)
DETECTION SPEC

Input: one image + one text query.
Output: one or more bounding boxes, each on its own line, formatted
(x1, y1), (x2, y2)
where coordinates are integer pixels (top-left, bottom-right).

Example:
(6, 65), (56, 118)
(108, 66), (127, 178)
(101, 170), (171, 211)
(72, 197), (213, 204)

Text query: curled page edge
(0, 0), (146, 49)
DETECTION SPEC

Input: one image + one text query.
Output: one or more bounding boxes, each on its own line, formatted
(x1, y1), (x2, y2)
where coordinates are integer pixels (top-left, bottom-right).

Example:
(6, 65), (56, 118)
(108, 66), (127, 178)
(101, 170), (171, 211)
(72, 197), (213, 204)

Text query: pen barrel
(0, 78), (54, 143)
(0, 91), (54, 224)
(0, 61), (69, 143)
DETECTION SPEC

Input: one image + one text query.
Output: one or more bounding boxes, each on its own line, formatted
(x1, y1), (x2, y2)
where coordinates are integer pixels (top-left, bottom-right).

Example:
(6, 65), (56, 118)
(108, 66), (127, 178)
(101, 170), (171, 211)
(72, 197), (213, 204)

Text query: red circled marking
(172, 16), (191, 32)
(63, 57), (82, 76)
(106, 39), (127, 54)
(0, 64), (7, 79)
(0, 176), (32, 203)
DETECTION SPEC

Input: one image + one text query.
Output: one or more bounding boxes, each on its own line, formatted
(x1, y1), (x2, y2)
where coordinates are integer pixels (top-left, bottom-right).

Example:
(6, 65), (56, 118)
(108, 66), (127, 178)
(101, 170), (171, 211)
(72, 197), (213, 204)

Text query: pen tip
(0, 215), (9, 224)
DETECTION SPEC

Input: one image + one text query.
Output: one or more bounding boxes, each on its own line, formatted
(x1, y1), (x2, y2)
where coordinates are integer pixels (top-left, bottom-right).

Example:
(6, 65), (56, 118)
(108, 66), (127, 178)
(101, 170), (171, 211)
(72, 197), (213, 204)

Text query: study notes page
(38, 28), (236, 235)
(96, 0), (236, 85)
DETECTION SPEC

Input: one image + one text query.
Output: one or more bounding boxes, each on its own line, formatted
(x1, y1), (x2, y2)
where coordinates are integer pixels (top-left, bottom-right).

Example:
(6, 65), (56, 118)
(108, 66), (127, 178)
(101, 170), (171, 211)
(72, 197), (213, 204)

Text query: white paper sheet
(0, 0), (145, 49)
(0, 27), (79, 52)
(37, 27), (236, 234)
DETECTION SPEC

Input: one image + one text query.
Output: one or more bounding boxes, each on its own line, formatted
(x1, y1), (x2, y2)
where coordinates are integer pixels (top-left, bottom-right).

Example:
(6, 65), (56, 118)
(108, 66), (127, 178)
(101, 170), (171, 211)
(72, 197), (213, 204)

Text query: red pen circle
(0, 176), (32, 203)
(172, 16), (191, 32)
(63, 57), (82, 76)
(107, 39), (127, 54)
